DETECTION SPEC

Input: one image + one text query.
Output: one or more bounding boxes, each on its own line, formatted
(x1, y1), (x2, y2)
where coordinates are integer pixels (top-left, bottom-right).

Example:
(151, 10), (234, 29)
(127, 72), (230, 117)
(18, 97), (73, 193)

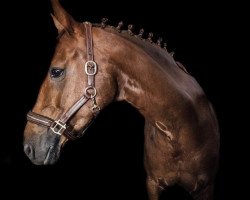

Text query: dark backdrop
(0, 0), (239, 199)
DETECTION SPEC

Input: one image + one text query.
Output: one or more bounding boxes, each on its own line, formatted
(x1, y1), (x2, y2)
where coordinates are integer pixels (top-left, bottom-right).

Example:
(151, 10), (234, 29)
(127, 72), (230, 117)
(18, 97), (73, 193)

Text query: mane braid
(92, 22), (189, 74)
(93, 23), (171, 54)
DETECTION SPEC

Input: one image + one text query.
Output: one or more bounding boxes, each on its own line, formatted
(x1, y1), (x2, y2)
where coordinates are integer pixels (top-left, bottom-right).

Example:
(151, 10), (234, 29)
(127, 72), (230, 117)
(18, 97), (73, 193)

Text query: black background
(0, 0), (242, 199)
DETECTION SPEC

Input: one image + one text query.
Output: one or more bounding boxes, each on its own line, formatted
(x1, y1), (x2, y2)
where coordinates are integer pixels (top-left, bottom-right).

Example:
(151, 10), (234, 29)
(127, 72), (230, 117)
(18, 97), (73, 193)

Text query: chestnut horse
(23, 0), (219, 199)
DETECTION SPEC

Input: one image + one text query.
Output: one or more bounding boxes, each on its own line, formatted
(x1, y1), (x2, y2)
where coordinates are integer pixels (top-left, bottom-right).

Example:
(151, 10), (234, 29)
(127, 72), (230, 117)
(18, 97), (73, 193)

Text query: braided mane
(92, 19), (189, 73)
(93, 18), (175, 57)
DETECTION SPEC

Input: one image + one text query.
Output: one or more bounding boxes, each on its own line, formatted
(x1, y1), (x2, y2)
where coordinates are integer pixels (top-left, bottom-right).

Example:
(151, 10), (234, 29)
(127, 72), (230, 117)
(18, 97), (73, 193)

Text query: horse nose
(24, 144), (34, 159)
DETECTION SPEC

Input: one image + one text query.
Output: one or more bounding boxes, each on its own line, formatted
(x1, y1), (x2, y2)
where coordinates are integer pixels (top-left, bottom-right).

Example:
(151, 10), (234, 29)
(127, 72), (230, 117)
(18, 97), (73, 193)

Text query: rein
(27, 22), (100, 140)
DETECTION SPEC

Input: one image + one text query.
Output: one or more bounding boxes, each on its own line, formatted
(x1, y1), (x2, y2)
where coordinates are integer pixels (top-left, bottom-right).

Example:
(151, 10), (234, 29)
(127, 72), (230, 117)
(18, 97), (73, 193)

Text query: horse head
(23, 0), (117, 165)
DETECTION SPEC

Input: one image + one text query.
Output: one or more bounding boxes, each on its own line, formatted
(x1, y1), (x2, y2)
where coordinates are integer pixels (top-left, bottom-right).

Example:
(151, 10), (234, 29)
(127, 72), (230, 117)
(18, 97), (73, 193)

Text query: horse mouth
(44, 146), (60, 165)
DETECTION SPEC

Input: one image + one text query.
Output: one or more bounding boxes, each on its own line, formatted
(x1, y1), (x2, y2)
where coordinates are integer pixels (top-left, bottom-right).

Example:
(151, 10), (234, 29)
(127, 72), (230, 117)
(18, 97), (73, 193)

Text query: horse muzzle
(24, 130), (62, 165)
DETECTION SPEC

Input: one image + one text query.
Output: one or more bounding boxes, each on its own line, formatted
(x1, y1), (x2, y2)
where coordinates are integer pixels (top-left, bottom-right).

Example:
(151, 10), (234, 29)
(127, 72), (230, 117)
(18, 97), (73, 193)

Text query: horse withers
(23, 0), (219, 199)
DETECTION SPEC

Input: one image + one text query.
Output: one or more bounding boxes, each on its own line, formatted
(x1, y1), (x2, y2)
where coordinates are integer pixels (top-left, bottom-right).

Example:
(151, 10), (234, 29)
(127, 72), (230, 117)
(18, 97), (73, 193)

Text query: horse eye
(50, 68), (64, 78)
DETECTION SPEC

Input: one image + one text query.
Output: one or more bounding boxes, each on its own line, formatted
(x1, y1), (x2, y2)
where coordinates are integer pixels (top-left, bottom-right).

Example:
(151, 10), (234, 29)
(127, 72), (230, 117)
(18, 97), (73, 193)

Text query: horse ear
(51, 14), (64, 33)
(50, 0), (78, 33)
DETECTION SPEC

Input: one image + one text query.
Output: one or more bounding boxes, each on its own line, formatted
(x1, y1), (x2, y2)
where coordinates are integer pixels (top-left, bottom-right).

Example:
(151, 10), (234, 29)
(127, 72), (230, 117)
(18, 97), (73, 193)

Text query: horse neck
(105, 30), (181, 122)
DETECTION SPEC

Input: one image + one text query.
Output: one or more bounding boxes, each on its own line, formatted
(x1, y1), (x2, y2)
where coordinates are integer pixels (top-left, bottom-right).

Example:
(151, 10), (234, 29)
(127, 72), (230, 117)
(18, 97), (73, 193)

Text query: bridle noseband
(27, 22), (100, 140)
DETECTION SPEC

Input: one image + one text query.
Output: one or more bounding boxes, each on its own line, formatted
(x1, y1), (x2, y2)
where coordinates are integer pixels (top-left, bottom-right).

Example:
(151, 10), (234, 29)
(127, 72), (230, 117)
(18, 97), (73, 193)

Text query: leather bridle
(27, 22), (100, 140)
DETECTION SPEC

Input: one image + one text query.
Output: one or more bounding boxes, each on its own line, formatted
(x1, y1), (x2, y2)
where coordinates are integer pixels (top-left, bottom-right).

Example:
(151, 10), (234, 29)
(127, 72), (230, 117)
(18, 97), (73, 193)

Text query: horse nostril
(24, 144), (33, 158)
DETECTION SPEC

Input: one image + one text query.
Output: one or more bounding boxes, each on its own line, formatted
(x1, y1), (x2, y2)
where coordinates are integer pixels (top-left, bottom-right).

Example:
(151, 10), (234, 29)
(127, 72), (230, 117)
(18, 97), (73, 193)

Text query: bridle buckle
(50, 120), (66, 135)
(85, 61), (97, 75)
